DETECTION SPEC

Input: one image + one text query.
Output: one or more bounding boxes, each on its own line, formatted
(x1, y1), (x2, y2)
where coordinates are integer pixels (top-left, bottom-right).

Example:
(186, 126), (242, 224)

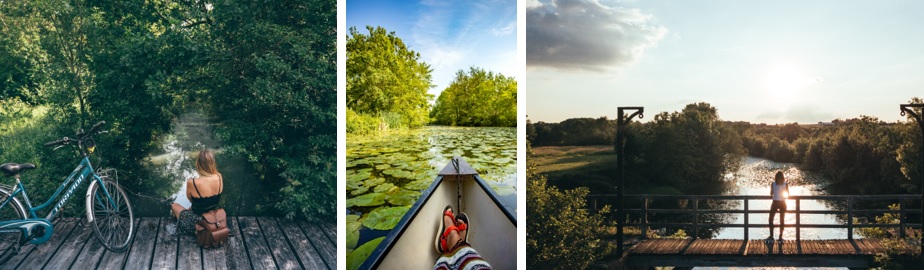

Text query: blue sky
(527, 0), (924, 124)
(347, 0), (517, 99)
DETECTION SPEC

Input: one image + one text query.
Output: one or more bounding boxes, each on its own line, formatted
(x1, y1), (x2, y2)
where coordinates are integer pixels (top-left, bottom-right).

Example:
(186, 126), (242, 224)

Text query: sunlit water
(130, 106), (266, 217)
(694, 156), (848, 270)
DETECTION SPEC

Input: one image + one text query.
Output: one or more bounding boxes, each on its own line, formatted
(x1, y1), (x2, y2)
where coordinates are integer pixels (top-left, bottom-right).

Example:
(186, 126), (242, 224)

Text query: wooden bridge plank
(239, 216), (276, 269)
(299, 221), (336, 268)
(96, 218), (141, 269)
(176, 234), (203, 270)
(256, 217), (302, 270)
(277, 218), (327, 270)
(123, 218), (159, 269)
(151, 217), (179, 269)
(43, 220), (93, 270)
(69, 229), (107, 269)
(202, 236), (228, 270)
(2, 218), (78, 270)
(223, 217), (251, 270)
(319, 222), (336, 245)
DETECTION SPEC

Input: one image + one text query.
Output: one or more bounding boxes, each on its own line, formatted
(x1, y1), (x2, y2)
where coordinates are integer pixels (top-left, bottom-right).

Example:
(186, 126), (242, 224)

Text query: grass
(530, 145), (616, 174)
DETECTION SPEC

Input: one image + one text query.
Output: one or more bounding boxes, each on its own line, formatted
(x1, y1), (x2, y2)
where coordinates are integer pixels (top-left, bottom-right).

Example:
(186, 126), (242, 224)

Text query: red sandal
(435, 205), (455, 253)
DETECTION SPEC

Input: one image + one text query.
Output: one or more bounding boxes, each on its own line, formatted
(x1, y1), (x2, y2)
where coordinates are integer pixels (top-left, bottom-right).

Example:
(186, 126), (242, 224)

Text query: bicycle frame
(0, 156), (118, 243)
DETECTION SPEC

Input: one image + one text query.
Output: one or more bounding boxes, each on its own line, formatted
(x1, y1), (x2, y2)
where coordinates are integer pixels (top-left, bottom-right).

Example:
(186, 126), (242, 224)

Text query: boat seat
(1, 163), (36, 177)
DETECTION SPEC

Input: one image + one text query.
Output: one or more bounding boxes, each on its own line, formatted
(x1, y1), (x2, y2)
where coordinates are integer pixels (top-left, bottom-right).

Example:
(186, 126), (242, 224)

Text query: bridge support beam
(616, 107), (644, 256)
(900, 103), (924, 253)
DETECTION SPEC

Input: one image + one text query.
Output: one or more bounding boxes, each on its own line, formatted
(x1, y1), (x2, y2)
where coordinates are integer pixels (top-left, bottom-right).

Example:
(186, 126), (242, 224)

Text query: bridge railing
(587, 194), (922, 242)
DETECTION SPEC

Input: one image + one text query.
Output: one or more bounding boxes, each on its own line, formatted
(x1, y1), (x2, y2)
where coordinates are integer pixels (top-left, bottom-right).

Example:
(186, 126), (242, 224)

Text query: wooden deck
(626, 238), (916, 267)
(1, 217), (336, 269)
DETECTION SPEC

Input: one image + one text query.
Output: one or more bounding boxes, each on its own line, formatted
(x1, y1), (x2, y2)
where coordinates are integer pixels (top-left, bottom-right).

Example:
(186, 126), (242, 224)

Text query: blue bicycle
(0, 121), (134, 258)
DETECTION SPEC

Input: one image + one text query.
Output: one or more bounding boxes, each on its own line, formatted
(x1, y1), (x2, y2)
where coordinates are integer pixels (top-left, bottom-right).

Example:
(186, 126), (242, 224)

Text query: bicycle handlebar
(44, 121), (107, 148)
(44, 137), (70, 147)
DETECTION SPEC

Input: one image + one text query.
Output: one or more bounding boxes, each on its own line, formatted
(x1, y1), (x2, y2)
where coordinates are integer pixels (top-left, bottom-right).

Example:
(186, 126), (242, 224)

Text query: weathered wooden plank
(299, 222), (336, 268)
(43, 220), (94, 270)
(201, 243), (228, 270)
(96, 218), (142, 269)
(223, 217), (251, 270)
(277, 218), (327, 269)
(239, 216), (276, 269)
(123, 218), (159, 269)
(69, 228), (107, 269)
(318, 222), (336, 245)
(177, 234), (203, 270)
(151, 217), (179, 269)
(2, 219), (78, 270)
(256, 218), (301, 269)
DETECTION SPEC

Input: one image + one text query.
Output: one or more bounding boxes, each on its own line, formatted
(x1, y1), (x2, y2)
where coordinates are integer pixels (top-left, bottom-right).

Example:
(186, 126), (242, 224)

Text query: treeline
(527, 99), (924, 195)
(346, 26), (517, 134)
(430, 67), (517, 127)
(738, 115), (920, 195)
(0, 0), (336, 221)
(529, 103), (745, 195)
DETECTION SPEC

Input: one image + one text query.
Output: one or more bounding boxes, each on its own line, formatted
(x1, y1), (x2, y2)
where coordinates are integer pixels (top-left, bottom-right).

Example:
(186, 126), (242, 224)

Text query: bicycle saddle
(1, 163), (36, 177)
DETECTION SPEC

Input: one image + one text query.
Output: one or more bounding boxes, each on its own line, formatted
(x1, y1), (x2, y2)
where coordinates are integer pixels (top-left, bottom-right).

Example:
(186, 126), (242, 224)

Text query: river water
(693, 156), (848, 270)
(130, 106), (268, 217)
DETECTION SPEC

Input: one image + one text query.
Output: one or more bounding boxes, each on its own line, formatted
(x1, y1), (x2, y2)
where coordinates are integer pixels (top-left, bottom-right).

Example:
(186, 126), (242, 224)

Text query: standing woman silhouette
(767, 171), (789, 243)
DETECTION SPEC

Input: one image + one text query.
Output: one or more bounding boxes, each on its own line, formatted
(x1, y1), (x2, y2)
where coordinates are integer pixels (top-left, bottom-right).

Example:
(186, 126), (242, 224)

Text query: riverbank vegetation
(346, 27), (517, 135)
(528, 99), (924, 196)
(0, 0), (336, 221)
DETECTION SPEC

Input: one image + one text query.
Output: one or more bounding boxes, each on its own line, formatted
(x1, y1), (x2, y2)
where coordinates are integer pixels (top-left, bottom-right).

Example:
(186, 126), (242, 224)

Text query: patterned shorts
(177, 209), (202, 236)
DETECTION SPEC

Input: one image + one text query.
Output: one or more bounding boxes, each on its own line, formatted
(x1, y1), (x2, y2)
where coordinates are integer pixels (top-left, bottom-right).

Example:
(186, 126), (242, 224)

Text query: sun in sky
(762, 63), (824, 105)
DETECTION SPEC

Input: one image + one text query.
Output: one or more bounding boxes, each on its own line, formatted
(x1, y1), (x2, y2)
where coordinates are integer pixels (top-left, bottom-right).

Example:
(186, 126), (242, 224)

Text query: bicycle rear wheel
(87, 179), (134, 252)
(0, 186), (26, 261)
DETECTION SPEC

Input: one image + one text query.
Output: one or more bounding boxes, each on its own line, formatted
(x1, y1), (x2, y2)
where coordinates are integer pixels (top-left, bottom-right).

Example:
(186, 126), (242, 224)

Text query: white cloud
(527, 0), (667, 72)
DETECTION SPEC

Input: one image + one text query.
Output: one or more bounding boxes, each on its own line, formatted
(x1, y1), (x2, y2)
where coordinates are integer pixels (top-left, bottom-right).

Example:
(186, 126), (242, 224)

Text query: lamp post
(900, 104), (924, 253)
(616, 107), (643, 255)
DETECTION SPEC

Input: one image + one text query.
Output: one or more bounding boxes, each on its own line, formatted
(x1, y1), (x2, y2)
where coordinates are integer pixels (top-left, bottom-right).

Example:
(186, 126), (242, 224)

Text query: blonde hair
(196, 149), (219, 177)
(774, 171), (785, 185)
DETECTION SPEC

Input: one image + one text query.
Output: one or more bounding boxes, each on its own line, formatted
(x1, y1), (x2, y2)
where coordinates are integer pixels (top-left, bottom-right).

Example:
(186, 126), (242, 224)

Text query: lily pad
(373, 183), (396, 194)
(362, 206), (411, 230)
(347, 214), (361, 249)
(364, 177), (384, 187)
(349, 185), (369, 196)
(346, 193), (386, 207)
(375, 164), (391, 170)
(386, 189), (421, 206)
(404, 179), (431, 191)
(347, 236), (385, 270)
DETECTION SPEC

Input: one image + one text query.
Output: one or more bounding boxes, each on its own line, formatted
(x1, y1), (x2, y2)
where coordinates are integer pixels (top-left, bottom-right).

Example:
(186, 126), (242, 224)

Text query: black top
(190, 174), (222, 215)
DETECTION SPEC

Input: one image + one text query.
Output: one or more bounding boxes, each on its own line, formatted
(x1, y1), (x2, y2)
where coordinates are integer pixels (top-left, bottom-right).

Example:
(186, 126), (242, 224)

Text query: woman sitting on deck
(434, 205), (492, 270)
(170, 149), (224, 236)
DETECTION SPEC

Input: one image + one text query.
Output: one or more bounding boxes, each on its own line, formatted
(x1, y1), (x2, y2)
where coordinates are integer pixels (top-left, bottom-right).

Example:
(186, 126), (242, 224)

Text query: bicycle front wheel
(0, 186), (27, 259)
(87, 179), (134, 252)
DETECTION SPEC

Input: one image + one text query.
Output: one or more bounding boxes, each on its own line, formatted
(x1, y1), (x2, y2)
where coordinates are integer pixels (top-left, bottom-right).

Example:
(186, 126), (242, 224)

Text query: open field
(530, 145), (615, 174)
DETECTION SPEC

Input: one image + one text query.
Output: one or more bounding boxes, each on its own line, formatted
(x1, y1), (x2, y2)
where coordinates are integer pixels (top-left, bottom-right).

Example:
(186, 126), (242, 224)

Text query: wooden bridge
(589, 194), (923, 268)
(1, 216), (336, 269)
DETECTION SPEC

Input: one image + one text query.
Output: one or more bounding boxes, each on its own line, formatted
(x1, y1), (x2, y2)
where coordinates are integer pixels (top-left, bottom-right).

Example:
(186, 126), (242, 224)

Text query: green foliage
(627, 103), (745, 194)
(857, 204), (922, 269)
(527, 146), (611, 269)
(346, 109), (384, 135)
(202, 0), (337, 221)
(1, 0), (337, 221)
(430, 67), (517, 127)
(347, 26), (433, 130)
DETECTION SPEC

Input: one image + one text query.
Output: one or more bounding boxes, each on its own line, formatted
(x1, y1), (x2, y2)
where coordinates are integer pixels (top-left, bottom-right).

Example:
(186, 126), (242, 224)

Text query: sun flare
(763, 65), (807, 100)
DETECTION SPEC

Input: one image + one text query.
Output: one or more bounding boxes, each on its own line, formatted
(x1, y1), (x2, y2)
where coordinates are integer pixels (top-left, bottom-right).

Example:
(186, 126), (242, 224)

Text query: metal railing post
(693, 198), (699, 239)
(900, 103), (924, 252)
(615, 107), (643, 255)
(743, 198), (749, 241)
(847, 197), (854, 241)
(796, 197), (801, 242)
(643, 197), (649, 239)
